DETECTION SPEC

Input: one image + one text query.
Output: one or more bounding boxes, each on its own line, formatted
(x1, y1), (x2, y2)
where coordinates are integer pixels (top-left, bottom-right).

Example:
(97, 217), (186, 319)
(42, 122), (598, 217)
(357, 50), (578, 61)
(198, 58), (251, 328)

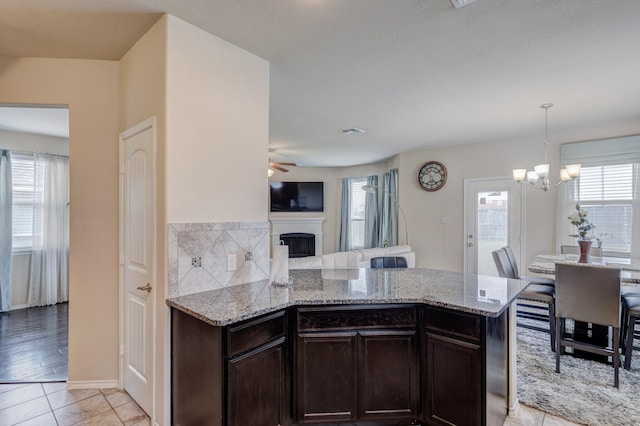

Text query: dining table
(528, 253), (640, 285)
(528, 253), (640, 362)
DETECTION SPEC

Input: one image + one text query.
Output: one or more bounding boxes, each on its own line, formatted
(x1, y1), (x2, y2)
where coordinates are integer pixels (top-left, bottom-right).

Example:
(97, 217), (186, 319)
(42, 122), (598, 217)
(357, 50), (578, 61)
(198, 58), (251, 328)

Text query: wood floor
(0, 303), (68, 383)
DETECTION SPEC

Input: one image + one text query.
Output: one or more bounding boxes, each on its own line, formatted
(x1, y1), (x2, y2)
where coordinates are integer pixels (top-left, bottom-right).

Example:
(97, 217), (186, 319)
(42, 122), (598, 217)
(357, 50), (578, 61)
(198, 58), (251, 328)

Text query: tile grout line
(40, 383), (60, 426)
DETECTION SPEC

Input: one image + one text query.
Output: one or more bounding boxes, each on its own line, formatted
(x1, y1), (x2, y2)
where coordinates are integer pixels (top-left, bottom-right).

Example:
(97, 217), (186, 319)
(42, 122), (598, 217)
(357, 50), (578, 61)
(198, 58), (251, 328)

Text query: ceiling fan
(268, 160), (297, 174)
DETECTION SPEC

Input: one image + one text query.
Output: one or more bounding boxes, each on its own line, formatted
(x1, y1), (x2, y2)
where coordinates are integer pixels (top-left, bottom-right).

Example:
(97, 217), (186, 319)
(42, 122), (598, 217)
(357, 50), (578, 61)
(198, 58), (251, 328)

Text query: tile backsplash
(168, 222), (270, 297)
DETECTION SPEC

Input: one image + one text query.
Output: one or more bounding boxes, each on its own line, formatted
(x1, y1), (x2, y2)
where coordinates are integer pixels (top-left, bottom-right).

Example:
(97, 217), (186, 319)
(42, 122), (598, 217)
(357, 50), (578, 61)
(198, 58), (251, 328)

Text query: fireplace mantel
(270, 217), (325, 256)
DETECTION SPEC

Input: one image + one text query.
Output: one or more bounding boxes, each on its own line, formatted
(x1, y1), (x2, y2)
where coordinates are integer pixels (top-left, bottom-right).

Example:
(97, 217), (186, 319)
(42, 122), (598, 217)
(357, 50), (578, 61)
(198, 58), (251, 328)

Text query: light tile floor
(0, 383), (150, 426)
(0, 381), (578, 426)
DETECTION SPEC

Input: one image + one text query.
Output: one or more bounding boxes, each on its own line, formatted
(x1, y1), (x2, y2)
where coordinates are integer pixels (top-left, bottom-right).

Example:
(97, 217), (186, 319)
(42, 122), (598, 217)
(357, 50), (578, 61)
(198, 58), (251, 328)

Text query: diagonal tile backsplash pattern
(168, 222), (270, 297)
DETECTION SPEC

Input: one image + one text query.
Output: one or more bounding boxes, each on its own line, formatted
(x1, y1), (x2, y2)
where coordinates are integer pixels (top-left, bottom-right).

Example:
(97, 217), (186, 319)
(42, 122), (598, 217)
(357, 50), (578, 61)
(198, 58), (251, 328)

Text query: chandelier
(513, 103), (581, 191)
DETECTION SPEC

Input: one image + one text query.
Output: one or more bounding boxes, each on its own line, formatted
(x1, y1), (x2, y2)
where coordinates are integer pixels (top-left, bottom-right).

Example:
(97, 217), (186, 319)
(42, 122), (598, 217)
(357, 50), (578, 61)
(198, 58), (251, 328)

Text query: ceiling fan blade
(271, 165), (289, 172)
(274, 162), (297, 166)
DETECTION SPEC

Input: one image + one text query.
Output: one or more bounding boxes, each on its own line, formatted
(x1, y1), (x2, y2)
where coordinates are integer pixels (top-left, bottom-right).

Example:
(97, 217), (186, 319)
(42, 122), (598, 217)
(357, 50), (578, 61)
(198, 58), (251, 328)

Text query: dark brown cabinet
(425, 332), (481, 425)
(358, 330), (419, 421)
(172, 309), (289, 426)
(423, 306), (508, 426)
(296, 332), (358, 423)
(171, 303), (509, 426)
(295, 305), (419, 424)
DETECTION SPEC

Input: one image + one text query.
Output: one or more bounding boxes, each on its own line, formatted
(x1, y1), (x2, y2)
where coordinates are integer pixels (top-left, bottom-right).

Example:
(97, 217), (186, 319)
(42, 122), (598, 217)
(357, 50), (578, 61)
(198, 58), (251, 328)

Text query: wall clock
(417, 161), (447, 192)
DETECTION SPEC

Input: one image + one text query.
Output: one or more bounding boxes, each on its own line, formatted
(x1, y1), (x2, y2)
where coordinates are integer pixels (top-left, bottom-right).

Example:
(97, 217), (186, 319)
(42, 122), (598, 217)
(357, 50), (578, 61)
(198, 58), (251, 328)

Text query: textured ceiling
(1, 0), (640, 166)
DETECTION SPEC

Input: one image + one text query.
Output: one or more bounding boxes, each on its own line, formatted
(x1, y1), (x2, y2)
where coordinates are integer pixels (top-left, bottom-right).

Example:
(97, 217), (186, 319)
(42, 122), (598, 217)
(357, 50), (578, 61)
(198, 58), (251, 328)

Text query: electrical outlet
(227, 254), (237, 271)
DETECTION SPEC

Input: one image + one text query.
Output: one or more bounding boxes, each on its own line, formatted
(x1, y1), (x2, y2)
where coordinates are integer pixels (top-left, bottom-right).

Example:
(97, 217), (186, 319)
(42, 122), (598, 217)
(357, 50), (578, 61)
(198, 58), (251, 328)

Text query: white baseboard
(66, 380), (120, 390)
(509, 398), (521, 417)
(10, 303), (28, 311)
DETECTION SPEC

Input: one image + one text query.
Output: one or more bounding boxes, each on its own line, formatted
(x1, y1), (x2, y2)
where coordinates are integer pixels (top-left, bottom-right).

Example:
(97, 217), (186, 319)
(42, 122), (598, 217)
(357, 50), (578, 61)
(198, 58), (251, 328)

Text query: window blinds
(560, 134), (640, 167)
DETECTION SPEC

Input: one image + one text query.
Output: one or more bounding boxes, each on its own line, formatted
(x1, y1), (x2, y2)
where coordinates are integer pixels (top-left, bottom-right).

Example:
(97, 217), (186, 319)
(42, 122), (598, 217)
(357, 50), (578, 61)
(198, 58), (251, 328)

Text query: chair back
(560, 245), (603, 257)
(555, 263), (621, 327)
(370, 256), (408, 269)
(492, 248), (517, 279)
(503, 246), (521, 277)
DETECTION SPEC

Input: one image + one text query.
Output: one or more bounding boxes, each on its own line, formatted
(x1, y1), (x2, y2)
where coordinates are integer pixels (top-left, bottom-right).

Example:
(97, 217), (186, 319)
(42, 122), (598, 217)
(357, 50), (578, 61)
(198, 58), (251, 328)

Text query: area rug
(517, 326), (640, 425)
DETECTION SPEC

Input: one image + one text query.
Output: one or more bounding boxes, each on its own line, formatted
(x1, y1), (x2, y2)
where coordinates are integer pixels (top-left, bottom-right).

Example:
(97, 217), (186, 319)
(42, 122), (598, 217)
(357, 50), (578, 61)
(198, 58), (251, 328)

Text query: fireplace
(270, 217), (325, 257)
(280, 233), (315, 258)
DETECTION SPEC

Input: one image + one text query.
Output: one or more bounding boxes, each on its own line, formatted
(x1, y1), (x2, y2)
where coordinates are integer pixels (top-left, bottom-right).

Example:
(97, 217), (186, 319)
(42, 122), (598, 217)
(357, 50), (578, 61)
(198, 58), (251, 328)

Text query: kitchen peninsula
(168, 268), (528, 426)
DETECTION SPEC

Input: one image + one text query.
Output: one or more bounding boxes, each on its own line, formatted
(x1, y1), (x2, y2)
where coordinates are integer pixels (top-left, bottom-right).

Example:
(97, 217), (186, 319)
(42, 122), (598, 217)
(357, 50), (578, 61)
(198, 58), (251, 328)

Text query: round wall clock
(417, 161), (447, 192)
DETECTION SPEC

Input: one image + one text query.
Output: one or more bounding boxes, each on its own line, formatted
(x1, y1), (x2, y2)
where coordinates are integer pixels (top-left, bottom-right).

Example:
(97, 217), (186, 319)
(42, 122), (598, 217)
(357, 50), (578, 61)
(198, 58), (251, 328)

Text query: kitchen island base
(171, 303), (508, 426)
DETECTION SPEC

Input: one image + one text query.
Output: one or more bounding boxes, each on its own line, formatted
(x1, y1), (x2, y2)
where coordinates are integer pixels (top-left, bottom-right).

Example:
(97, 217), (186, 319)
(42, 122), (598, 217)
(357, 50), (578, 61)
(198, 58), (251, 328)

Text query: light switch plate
(227, 254), (237, 271)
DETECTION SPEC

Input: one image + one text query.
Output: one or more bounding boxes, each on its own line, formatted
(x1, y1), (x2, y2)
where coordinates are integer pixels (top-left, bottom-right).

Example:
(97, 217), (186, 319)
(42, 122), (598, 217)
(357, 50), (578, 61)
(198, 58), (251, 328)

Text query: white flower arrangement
(568, 203), (595, 242)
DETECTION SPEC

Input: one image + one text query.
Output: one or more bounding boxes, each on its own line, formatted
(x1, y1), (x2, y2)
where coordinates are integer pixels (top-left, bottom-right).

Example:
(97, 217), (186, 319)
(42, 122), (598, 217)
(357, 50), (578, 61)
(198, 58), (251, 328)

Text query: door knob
(137, 283), (152, 293)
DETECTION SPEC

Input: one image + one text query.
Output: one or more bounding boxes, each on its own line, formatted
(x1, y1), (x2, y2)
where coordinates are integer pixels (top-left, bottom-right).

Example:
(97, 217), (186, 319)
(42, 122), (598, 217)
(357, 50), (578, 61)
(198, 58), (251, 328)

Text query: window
(350, 178), (367, 249)
(573, 164), (634, 256)
(11, 152), (36, 252)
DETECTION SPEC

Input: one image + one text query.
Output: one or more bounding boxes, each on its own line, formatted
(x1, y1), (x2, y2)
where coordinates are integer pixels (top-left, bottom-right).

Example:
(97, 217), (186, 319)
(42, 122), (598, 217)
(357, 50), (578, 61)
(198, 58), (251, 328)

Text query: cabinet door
(227, 338), (286, 426)
(358, 330), (419, 421)
(296, 332), (357, 423)
(425, 332), (481, 426)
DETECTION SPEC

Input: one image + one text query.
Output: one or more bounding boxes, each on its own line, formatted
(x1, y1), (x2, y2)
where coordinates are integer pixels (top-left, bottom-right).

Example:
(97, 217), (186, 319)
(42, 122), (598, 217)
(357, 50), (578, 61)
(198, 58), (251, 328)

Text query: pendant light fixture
(513, 103), (581, 191)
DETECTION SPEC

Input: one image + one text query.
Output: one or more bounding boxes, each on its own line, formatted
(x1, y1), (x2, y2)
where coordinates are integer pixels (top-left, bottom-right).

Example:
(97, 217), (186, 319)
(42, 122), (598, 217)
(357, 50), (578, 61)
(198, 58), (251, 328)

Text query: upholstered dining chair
(503, 246), (555, 287)
(621, 294), (640, 370)
(492, 247), (556, 350)
(560, 245), (603, 257)
(370, 256), (408, 269)
(554, 263), (622, 387)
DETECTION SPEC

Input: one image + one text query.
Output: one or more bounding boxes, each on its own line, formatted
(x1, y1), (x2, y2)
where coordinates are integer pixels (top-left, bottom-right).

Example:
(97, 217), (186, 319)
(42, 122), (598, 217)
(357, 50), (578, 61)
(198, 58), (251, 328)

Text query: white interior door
(120, 118), (156, 415)
(464, 178), (523, 276)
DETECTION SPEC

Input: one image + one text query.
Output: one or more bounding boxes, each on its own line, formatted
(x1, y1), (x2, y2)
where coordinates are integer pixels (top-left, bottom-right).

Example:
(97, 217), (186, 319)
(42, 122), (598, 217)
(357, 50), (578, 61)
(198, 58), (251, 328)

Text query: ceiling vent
(451, 0), (478, 8)
(341, 128), (366, 135)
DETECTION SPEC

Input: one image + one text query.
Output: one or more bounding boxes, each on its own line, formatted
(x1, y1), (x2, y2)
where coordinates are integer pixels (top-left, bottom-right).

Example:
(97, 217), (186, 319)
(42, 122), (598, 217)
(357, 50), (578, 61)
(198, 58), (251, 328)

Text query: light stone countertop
(166, 268), (530, 326)
(528, 254), (640, 284)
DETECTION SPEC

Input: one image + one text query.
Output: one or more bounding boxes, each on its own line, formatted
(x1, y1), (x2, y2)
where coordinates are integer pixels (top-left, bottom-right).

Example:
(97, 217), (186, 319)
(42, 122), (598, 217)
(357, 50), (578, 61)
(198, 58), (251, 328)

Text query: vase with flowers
(568, 203), (596, 263)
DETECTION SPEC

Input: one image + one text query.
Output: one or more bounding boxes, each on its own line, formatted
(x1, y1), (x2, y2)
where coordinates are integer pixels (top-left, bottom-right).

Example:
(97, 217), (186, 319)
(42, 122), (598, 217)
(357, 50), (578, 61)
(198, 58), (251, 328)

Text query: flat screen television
(270, 181), (324, 212)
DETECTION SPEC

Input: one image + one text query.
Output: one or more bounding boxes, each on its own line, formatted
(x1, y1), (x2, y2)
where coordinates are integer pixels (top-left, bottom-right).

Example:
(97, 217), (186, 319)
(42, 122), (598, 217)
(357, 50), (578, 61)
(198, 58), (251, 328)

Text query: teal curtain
(338, 177), (352, 252)
(378, 169), (399, 247)
(363, 175), (379, 249)
(0, 150), (12, 312)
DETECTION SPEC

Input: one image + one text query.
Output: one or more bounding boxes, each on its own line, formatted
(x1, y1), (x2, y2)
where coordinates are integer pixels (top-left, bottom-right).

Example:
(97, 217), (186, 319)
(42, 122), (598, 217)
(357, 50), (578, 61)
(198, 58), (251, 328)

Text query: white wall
(398, 137), (559, 272)
(119, 14), (167, 425)
(165, 15), (270, 224)
(268, 160), (392, 253)
(121, 14), (271, 424)
(0, 56), (121, 384)
(0, 129), (69, 155)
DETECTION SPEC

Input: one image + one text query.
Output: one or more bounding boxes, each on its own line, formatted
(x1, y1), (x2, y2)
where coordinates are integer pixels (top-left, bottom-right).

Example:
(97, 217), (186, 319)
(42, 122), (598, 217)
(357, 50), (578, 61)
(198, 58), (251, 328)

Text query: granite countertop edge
(166, 273), (524, 327)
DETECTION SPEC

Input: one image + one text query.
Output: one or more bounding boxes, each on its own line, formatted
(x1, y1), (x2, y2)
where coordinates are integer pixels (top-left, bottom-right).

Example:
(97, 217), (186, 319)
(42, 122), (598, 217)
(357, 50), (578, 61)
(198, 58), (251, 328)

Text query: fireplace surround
(270, 217), (325, 257)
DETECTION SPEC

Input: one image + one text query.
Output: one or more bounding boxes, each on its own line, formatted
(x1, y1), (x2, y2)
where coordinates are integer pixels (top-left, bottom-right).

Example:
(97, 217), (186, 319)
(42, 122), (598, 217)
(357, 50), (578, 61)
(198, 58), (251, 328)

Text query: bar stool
(622, 295), (640, 370)
(492, 247), (556, 351)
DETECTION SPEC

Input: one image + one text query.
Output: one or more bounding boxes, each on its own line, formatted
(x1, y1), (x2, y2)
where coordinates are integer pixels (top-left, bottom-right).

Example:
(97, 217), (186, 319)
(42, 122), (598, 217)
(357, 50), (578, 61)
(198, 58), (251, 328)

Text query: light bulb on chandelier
(513, 103), (581, 191)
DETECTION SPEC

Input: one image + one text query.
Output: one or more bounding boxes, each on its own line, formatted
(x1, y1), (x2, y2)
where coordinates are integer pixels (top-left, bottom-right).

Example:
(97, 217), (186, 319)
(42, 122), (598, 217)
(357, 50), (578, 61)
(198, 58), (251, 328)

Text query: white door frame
(463, 176), (524, 414)
(462, 176), (525, 275)
(119, 117), (157, 421)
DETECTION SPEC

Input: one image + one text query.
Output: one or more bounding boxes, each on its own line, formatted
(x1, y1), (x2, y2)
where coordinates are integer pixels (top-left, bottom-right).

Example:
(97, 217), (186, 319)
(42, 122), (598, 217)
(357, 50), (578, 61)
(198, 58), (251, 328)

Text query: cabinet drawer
(423, 307), (481, 341)
(297, 305), (416, 331)
(226, 311), (286, 358)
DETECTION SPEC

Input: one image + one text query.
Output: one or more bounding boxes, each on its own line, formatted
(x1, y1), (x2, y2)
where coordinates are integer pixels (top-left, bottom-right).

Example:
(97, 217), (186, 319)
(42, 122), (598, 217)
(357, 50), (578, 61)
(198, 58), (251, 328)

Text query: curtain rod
(7, 149), (69, 159)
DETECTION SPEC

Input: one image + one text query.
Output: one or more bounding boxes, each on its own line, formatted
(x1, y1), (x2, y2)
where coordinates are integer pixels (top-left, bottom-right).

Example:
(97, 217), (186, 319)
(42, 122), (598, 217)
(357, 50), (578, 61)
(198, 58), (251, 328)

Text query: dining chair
(621, 294), (640, 370)
(503, 246), (556, 287)
(560, 245), (603, 257)
(554, 263), (622, 387)
(492, 247), (556, 350)
(370, 256), (408, 269)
